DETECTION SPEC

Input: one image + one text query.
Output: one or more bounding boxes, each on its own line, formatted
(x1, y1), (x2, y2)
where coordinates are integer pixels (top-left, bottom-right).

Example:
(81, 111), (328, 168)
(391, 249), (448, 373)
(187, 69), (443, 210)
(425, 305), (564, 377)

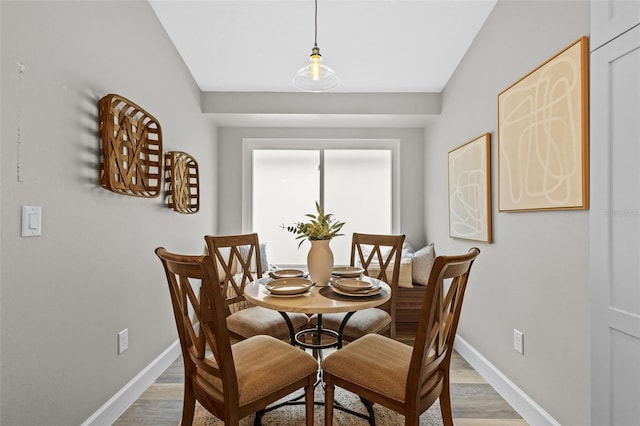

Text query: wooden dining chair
(321, 247), (480, 426)
(204, 233), (309, 342)
(155, 247), (318, 426)
(310, 233), (405, 342)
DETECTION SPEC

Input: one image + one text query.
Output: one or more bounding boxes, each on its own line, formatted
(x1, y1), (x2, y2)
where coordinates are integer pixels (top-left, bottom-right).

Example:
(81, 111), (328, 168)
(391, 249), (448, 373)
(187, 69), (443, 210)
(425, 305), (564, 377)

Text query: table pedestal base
(262, 312), (375, 425)
(255, 389), (376, 426)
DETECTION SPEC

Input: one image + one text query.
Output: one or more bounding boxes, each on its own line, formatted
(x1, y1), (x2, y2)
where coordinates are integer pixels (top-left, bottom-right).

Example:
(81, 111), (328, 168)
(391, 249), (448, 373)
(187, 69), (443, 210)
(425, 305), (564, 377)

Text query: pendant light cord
(314, 0), (318, 48)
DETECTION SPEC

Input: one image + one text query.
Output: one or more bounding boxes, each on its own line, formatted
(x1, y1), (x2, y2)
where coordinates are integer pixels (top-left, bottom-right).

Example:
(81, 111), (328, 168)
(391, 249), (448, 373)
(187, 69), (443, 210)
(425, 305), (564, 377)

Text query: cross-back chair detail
(352, 234), (402, 285)
(310, 233), (406, 343)
(207, 234), (262, 315)
(204, 234), (309, 341)
(350, 233), (405, 338)
(321, 247), (480, 426)
(156, 247), (317, 426)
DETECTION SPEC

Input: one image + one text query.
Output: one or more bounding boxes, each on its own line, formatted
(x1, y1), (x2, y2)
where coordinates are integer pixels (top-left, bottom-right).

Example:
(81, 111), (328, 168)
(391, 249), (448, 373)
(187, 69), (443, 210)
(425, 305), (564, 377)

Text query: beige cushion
(364, 256), (413, 289)
(225, 272), (260, 313)
(195, 335), (318, 406)
(321, 333), (412, 402)
(237, 242), (270, 273)
(309, 309), (391, 340)
(412, 243), (436, 286)
(226, 306), (309, 340)
(204, 245), (240, 282)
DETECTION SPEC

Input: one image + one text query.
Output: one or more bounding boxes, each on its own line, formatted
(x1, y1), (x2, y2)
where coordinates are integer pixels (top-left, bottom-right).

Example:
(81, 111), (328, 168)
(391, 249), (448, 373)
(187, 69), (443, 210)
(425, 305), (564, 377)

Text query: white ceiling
(149, 0), (497, 94)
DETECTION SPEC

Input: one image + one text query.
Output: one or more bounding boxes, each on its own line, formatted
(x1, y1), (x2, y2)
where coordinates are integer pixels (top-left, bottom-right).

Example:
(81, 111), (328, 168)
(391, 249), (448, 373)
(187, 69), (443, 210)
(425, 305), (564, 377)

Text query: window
(243, 139), (399, 266)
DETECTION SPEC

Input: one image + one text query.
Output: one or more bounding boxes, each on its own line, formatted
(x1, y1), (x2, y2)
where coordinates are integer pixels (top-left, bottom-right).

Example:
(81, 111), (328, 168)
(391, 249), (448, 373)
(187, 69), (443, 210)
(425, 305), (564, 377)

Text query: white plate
(331, 285), (382, 297)
(269, 269), (305, 279)
(332, 266), (364, 278)
(263, 290), (311, 298)
(265, 278), (313, 295)
(333, 278), (373, 291)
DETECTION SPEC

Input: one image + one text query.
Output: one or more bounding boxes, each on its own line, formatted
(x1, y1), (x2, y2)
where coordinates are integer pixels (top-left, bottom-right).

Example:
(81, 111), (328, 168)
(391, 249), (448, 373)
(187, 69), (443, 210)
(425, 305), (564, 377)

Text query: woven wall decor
(165, 151), (200, 214)
(98, 94), (162, 197)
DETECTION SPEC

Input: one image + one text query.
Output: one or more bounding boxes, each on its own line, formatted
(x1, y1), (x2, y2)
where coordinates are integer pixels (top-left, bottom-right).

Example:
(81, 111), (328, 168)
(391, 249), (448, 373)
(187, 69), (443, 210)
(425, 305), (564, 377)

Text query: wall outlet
(118, 328), (129, 354)
(513, 329), (524, 355)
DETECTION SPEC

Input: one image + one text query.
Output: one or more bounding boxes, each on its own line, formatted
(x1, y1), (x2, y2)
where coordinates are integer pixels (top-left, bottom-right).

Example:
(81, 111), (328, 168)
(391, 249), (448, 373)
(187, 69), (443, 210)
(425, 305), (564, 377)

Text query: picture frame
(448, 133), (492, 243)
(498, 36), (589, 211)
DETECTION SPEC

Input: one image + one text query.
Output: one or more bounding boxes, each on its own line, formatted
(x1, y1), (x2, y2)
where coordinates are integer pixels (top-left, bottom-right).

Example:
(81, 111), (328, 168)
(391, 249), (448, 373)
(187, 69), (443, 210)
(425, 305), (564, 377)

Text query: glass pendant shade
(293, 47), (339, 92)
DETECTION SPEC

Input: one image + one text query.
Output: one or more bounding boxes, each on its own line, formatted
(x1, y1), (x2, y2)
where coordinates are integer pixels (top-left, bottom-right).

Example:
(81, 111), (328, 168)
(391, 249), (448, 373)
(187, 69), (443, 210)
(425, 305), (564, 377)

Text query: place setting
(330, 274), (382, 297)
(268, 268), (309, 279)
(263, 269), (314, 297)
(331, 266), (364, 279)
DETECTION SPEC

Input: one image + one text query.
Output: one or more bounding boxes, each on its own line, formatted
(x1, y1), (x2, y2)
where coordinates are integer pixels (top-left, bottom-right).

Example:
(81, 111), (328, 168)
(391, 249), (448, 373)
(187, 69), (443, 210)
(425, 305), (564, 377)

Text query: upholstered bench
(364, 242), (436, 329)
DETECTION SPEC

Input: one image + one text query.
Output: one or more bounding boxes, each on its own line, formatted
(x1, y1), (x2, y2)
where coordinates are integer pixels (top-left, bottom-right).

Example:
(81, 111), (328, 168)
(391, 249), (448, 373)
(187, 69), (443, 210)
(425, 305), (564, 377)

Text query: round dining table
(244, 275), (391, 350)
(246, 275), (390, 423)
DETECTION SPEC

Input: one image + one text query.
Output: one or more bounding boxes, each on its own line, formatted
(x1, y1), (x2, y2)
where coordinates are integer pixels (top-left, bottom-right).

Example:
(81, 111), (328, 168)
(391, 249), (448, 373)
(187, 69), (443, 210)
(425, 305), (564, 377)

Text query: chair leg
(439, 374), (454, 426)
(324, 375), (335, 426)
(305, 376), (315, 426)
(404, 412), (419, 426)
(180, 385), (196, 426)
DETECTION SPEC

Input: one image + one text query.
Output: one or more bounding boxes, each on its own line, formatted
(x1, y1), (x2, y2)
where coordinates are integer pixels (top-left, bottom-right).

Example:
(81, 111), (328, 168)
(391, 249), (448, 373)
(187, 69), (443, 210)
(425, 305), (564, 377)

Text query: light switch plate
(118, 328), (129, 355)
(21, 206), (42, 237)
(513, 329), (524, 355)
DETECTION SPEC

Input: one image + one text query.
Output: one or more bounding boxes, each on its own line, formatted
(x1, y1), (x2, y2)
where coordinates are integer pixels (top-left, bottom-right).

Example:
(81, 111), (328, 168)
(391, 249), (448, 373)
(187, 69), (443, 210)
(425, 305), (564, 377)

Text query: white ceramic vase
(307, 239), (334, 286)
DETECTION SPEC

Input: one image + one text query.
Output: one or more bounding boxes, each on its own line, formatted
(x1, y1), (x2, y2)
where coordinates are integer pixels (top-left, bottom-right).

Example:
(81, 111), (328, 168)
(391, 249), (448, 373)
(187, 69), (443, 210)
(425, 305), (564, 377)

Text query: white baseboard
(454, 335), (560, 426)
(81, 340), (182, 426)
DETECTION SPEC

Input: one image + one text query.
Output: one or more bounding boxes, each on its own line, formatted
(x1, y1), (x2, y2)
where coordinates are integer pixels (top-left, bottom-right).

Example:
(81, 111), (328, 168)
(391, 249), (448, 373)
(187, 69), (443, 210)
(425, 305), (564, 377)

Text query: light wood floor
(115, 325), (528, 425)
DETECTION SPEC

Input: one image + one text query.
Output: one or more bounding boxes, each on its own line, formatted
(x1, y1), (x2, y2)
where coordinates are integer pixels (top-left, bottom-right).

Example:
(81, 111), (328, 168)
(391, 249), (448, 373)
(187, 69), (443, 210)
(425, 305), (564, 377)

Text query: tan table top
(244, 276), (391, 315)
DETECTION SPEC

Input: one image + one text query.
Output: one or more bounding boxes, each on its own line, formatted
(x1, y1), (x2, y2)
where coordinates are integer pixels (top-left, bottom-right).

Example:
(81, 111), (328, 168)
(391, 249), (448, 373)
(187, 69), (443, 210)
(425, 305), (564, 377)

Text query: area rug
(191, 386), (444, 425)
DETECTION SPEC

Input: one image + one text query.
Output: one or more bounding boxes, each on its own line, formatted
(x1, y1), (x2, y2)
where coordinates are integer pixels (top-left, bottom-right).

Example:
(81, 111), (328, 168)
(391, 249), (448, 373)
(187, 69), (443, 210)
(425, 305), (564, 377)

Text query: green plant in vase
(284, 202), (345, 248)
(284, 202), (345, 286)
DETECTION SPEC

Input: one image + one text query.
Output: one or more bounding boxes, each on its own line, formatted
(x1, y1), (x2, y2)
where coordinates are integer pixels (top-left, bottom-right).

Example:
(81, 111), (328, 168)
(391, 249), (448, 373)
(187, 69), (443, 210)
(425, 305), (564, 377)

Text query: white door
(590, 24), (640, 426)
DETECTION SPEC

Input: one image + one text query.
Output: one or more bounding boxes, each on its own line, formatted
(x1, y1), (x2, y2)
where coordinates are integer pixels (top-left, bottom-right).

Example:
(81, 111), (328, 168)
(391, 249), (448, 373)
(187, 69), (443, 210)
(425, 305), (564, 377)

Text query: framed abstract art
(498, 36), (589, 211)
(448, 133), (492, 243)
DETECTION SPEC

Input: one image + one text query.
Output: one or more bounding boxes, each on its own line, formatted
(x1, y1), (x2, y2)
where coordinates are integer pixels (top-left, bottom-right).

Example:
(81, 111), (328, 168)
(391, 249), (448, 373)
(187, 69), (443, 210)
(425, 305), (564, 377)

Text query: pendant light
(293, 0), (339, 92)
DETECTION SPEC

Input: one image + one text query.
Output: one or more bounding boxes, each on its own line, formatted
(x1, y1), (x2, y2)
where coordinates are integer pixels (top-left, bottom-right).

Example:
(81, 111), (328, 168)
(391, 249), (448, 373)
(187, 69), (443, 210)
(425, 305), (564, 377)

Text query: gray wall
(0, 1), (216, 425)
(0, 0), (595, 424)
(216, 127), (427, 250)
(425, 1), (590, 424)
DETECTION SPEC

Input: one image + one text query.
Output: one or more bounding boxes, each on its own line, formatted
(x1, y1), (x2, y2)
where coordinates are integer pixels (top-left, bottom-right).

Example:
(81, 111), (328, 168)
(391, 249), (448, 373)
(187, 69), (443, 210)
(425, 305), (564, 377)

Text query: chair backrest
(155, 247), (241, 410)
(204, 233), (264, 315)
(407, 247), (480, 402)
(350, 233), (406, 337)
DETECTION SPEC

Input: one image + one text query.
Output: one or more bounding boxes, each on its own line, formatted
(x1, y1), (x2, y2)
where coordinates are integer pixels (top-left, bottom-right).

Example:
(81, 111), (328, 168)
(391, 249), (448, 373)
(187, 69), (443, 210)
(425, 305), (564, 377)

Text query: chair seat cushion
(196, 335), (318, 406)
(227, 306), (309, 340)
(309, 308), (391, 339)
(321, 333), (412, 402)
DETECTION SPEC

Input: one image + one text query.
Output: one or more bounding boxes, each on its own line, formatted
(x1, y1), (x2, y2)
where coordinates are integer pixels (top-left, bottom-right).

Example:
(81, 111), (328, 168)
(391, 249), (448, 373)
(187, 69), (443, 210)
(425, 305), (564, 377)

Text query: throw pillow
(355, 245), (414, 288)
(259, 242), (270, 273)
(402, 240), (415, 254)
(412, 243), (436, 286)
(203, 245), (237, 282)
(237, 243), (270, 273)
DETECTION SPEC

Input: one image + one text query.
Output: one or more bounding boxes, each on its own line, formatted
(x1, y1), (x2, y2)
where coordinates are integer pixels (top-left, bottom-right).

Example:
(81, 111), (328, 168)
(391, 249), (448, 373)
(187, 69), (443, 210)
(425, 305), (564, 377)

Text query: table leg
(337, 311), (356, 349)
(278, 311), (296, 345)
(294, 314), (339, 351)
(266, 311), (375, 425)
